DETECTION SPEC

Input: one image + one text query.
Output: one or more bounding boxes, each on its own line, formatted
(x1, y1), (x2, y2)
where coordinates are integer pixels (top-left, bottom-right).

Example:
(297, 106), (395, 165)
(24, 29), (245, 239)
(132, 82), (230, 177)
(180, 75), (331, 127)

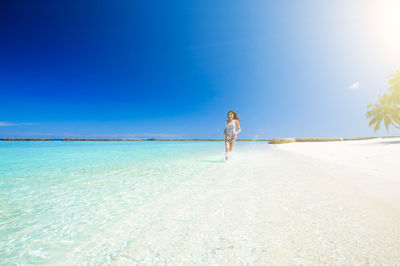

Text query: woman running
(224, 110), (241, 160)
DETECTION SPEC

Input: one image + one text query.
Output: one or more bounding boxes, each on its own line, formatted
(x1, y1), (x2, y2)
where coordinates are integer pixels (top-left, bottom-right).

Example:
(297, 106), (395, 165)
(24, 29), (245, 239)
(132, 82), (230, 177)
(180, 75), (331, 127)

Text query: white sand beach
(275, 137), (400, 211)
(84, 137), (399, 265)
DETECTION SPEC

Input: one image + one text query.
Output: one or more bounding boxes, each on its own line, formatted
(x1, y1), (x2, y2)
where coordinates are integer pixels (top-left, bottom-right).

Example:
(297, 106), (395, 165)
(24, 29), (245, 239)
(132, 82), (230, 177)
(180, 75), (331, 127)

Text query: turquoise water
(0, 141), (270, 265)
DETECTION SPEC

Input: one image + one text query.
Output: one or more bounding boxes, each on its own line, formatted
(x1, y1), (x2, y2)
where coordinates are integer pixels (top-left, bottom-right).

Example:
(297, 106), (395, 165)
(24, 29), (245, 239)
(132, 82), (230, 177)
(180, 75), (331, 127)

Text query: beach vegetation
(367, 68), (400, 132)
(388, 69), (400, 105)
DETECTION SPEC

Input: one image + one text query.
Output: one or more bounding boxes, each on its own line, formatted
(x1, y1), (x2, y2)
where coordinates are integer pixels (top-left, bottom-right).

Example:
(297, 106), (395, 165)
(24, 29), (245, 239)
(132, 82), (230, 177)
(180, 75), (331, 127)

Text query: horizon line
(1, 136), (399, 142)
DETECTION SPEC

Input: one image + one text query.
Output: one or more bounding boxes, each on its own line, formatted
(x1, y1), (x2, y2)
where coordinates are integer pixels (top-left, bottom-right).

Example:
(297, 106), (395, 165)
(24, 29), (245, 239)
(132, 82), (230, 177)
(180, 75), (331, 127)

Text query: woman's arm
(235, 120), (241, 134)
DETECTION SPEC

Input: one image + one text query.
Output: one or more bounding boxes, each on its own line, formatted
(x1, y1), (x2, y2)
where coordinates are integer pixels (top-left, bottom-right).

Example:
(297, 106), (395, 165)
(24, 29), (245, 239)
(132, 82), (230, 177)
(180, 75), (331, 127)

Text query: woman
(224, 110), (241, 160)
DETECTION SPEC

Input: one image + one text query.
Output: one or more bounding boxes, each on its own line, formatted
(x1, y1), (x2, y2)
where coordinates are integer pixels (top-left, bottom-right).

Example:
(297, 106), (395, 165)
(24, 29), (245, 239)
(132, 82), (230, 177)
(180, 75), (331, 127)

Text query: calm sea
(0, 141), (271, 265)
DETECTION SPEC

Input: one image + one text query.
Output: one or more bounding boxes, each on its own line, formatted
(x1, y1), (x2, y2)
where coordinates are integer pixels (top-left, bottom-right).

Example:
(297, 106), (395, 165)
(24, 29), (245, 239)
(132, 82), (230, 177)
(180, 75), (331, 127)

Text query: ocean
(0, 141), (272, 265)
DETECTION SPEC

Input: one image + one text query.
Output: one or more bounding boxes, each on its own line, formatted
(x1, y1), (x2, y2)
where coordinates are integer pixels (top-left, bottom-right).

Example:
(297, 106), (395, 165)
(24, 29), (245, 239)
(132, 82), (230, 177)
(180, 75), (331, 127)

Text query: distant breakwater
(1, 136), (398, 143)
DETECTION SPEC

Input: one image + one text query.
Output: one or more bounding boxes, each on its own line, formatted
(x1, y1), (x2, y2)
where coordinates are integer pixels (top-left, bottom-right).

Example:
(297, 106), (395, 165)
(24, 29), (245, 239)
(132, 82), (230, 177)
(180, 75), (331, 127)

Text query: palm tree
(388, 68), (400, 105)
(366, 93), (400, 132)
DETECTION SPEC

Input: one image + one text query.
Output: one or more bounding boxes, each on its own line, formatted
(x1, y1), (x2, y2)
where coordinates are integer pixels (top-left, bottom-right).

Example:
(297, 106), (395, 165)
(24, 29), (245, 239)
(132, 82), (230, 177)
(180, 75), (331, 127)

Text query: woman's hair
(227, 110), (240, 120)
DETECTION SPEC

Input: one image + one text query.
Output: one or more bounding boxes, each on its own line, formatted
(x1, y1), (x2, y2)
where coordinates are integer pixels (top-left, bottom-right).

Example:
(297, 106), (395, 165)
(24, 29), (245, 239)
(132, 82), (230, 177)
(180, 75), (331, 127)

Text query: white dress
(225, 120), (237, 142)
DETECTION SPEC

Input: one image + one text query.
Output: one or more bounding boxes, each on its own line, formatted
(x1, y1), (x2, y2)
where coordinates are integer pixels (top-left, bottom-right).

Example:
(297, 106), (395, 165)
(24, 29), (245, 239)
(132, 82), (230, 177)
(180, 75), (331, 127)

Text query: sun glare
(364, 0), (400, 66)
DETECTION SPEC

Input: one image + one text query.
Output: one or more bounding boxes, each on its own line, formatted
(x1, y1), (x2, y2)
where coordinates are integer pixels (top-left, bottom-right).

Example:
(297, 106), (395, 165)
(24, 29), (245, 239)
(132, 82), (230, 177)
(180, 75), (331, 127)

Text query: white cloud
(348, 82), (360, 89)
(0, 122), (12, 126)
(0, 122), (39, 126)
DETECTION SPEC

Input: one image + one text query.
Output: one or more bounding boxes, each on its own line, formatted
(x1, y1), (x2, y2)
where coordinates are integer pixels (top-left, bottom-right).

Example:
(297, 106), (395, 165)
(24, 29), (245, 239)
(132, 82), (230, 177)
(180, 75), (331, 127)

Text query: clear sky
(1, 0), (400, 139)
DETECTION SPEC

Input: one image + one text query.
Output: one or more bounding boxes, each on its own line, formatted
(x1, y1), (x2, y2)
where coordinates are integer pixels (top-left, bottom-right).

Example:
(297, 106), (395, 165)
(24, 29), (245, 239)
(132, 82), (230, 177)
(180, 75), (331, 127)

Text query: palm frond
(366, 103), (375, 109)
(384, 116), (391, 132)
(366, 109), (378, 118)
(368, 116), (380, 127)
(391, 116), (400, 128)
(373, 117), (383, 132)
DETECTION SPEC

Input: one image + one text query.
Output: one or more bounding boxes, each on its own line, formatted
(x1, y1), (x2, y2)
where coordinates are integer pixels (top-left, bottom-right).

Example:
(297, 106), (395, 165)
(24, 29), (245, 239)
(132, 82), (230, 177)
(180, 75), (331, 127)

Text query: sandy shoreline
(274, 137), (400, 211)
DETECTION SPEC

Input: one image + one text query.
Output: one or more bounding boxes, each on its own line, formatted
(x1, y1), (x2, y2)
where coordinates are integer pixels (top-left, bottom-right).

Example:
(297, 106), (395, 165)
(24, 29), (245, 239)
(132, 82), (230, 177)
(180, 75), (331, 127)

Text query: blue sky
(1, 0), (400, 139)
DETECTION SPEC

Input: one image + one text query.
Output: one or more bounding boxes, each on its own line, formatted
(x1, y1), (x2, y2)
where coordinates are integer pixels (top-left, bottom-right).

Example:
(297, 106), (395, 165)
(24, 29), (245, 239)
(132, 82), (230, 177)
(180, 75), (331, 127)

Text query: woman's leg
(229, 140), (236, 152)
(225, 140), (230, 160)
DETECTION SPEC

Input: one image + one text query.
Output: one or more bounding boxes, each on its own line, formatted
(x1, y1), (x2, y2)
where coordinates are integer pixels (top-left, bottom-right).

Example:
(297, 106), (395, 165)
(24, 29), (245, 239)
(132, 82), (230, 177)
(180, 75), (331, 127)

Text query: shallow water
(2, 141), (400, 265)
(0, 141), (269, 265)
